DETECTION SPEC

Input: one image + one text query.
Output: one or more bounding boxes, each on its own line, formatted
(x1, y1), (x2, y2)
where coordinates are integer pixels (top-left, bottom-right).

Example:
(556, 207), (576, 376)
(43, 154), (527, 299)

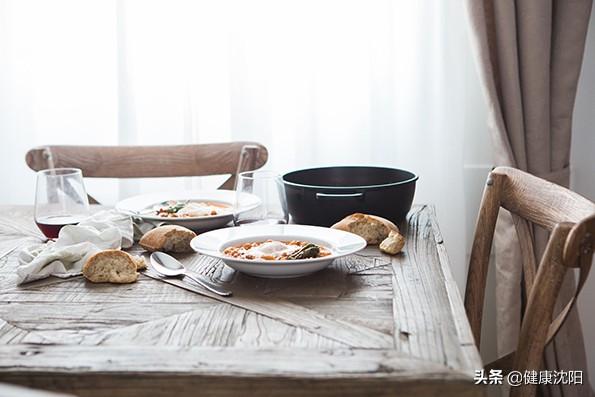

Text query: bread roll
(379, 230), (405, 255)
(331, 213), (399, 245)
(139, 225), (197, 253)
(83, 250), (145, 284)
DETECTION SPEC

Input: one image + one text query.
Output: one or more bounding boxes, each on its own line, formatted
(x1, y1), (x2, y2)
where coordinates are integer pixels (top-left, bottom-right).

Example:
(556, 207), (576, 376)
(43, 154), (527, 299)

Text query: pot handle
(315, 192), (364, 200)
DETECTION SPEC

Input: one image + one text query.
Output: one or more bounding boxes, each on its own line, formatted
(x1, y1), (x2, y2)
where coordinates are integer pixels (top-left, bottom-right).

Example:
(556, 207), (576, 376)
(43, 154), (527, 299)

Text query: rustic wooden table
(0, 205), (483, 397)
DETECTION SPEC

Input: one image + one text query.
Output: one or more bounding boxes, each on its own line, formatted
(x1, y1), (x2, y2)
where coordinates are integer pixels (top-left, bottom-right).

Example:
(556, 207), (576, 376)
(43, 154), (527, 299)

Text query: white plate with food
(115, 190), (260, 232)
(190, 224), (367, 278)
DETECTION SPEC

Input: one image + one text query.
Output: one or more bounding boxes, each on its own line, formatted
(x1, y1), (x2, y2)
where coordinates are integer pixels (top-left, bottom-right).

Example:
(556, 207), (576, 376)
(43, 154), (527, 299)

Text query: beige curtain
(465, 1), (593, 396)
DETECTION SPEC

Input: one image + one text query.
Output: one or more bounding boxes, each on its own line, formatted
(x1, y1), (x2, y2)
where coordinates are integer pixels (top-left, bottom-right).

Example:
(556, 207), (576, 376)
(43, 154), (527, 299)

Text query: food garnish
(286, 243), (320, 260)
(160, 201), (187, 214)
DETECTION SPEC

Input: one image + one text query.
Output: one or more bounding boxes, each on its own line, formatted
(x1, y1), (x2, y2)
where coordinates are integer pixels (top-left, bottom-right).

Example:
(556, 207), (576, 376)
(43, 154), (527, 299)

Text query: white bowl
(190, 224), (367, 278)
(115, 190), (260, 232)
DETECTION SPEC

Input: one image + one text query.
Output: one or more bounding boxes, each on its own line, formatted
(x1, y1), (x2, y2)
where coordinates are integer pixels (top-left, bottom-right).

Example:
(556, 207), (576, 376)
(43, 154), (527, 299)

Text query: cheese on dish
(177, 202), (227, 217)
(150, 200), (231, 218)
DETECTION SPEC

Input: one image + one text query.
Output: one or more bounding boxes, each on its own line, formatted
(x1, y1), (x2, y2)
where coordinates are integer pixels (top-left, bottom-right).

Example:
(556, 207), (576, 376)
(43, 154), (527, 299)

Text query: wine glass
(34, 168), (90, 239)
(234, 171), (289, 225)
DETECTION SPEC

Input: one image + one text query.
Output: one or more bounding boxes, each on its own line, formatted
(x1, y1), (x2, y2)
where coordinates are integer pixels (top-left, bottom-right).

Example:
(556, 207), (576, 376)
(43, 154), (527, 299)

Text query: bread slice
(83, 250), (144, 284)
(331, 213), (399, 245)
(139, 225), (197, 253)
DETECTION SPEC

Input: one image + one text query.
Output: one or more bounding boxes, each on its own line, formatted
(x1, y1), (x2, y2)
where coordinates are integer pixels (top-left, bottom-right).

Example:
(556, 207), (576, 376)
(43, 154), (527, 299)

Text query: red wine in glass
(35, 214), (86, 239)
(34, 168), (90, 239)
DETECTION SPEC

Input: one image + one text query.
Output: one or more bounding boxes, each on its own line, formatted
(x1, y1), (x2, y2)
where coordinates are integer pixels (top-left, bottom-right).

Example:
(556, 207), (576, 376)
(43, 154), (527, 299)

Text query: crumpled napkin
(16, 210), (134, 285)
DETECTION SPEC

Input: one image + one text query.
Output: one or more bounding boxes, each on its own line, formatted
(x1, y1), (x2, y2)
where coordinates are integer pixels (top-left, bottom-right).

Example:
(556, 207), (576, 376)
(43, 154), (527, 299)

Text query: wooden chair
(465, 166), (595, 397)
(25, 142), (268, 203)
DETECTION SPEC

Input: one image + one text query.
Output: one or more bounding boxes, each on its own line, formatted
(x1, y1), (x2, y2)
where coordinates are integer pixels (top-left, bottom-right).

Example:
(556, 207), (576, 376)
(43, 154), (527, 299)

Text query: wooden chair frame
(464, 166), (595, 397)
(25, 142), (268, 203)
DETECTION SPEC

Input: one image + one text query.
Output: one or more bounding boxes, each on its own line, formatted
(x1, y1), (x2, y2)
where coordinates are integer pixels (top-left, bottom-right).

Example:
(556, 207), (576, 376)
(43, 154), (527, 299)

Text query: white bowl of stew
(191, 224), (367, 278)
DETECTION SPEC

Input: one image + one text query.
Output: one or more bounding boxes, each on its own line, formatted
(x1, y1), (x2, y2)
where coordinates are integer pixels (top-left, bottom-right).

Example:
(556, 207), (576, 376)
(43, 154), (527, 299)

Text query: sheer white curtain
(0, 0), (490, 287)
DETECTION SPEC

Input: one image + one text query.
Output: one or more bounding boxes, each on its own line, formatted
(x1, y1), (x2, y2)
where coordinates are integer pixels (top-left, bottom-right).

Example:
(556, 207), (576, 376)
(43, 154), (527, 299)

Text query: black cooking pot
(282, 166), (418, 227)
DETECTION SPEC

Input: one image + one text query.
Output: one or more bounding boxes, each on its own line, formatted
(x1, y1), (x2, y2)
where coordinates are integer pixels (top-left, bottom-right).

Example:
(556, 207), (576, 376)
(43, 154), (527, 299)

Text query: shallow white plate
(115, 190), (260, 232)
(190, 224), (367, 278)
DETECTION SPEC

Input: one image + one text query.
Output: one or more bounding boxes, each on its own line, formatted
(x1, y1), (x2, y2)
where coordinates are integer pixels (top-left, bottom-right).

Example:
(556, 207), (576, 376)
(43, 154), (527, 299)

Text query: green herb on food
(162, 201), (187, 214)
(287, 243), (321, 260)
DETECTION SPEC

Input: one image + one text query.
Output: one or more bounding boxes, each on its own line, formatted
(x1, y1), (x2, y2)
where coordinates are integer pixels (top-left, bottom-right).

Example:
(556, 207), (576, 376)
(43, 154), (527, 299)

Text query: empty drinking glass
(234, 171), (289, 226)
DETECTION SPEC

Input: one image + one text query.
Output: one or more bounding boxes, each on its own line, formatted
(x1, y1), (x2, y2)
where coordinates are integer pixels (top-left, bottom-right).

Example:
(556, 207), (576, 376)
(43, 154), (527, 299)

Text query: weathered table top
(0, 205), (483, 397)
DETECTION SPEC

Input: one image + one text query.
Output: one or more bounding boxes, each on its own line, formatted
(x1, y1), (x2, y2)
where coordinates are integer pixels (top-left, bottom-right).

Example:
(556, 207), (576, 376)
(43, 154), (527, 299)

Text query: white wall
(571, 6), (595, 385)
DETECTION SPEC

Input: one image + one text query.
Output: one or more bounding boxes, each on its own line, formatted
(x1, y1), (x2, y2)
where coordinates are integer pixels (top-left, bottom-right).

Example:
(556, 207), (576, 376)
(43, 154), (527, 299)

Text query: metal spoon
(150, 252), (232, 297)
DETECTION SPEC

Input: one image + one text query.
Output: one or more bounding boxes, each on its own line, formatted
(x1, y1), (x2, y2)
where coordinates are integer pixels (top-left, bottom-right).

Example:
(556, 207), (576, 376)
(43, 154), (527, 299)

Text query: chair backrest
(464, 166), (595, 397)
(26, 142), (268, 202)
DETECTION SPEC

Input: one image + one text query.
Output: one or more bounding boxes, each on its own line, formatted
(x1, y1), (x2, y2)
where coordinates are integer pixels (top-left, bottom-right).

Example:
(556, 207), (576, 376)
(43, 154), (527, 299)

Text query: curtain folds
(466, 0), (593, 396)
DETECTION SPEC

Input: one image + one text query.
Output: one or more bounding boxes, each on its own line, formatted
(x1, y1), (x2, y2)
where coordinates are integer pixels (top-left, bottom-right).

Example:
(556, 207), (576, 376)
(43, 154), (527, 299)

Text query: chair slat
(26, 142), (267, 179)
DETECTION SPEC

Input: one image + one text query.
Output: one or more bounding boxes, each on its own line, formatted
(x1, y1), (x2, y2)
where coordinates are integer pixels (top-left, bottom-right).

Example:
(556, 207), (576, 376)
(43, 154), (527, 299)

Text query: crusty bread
(139, 225), (197, 253)
(83, 250), (145, 284)
(331, 213), (399, 245)
(379, 230), (405, 255)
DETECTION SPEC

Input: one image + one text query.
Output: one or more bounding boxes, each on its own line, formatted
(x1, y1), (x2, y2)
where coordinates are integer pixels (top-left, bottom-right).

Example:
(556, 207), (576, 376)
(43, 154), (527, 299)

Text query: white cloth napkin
(16, 210), (134, 285)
